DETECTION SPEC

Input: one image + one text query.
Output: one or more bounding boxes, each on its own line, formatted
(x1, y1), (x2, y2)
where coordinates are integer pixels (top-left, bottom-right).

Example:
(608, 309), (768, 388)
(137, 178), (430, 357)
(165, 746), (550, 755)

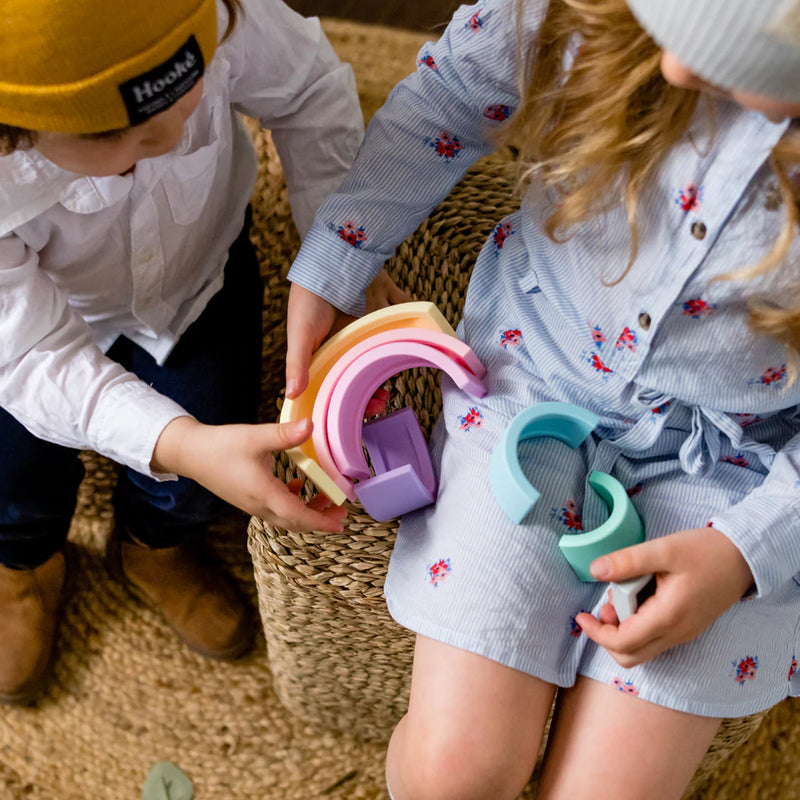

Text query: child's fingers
(285, 335), (314, 399)
(306, 492), (336, 512)
(263, 418), (314, 451)
(260, 475), (347, 533)
(387, 281), (412, 304)
(365, 387), (391, 417)
(286, 477), (305, 494)
(576, 610), (666, 667)
(597, 599), (619, 626)
(590, 537), (670, 583)
(363, 270), (411, 313)
(284, 462), (340, 513)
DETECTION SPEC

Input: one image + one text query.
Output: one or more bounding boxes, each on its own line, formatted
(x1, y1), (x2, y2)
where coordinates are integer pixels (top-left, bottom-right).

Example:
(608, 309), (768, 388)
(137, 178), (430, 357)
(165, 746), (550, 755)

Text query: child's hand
(151, 415), (348, 533)
(575, 527), (754, 667)
(285, 272), (410, 399)
(364, 269), (411, 314)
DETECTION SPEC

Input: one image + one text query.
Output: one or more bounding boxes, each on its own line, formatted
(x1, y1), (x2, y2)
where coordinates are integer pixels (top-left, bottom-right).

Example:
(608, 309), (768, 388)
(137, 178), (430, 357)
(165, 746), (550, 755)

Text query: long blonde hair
(499, 0), (800, 350)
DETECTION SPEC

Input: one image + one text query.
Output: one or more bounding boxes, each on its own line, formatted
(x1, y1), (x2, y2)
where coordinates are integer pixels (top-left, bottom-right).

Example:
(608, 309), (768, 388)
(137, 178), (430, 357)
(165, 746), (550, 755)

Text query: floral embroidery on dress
(721, 453), (750, 468)
(680, 298), (717, 318)
(427, 130), (464, 160)
(750, 364), (787, 387)
(789, 657), (798, 681)
(428, 558), (451, 587)
(458, 406), (483, 431)
(614, 326), (637, 352)
(335, 221), (367, 248)
(611, 677), (639, 696)
(483, 103), (513, 121)
(626, 483), (643, 498)
(417, 51), (438, 70)
(651, 401), (671, 417)
(492, 220), (515, 253)
(499, 328), (523, 348)
(587, 322), (606, 348)
(586, 322), (612, 375)
(733, 655), (758, 684)
(551, 499), (583, 530)
(464, 8), (484, 31)
(588, 352), (613, 376)
(675, 182), (702, 212)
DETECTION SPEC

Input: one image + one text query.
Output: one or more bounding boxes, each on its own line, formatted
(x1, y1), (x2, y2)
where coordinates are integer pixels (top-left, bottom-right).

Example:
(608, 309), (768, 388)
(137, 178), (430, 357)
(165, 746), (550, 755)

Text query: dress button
(638, 312), (651, 330)
(691, 221), (707, 240)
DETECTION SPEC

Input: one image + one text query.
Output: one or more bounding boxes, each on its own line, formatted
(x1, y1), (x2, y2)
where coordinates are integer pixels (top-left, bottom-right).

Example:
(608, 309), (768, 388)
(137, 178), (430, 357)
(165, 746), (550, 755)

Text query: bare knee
(387, 714), (535, 800)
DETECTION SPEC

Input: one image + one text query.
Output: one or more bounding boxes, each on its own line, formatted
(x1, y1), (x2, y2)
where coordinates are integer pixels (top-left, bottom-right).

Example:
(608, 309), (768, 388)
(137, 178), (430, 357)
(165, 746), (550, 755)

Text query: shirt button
(691, 221), (707, 240)
(638, 312), (651, 330)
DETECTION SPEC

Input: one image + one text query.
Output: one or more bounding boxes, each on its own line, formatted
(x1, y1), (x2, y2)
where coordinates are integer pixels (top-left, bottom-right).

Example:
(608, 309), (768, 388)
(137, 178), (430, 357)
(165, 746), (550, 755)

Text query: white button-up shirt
(0, 0), (363, 479)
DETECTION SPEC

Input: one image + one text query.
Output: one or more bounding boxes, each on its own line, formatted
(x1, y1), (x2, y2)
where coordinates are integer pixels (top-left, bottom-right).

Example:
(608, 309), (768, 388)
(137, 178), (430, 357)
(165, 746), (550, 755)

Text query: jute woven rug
(1, 19), (798, 800)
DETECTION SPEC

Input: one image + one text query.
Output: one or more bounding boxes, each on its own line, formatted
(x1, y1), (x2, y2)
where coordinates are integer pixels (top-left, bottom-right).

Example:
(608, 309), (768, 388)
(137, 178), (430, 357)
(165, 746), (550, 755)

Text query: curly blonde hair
(500, 0), (800, 351)
(0, 0), (242, 155)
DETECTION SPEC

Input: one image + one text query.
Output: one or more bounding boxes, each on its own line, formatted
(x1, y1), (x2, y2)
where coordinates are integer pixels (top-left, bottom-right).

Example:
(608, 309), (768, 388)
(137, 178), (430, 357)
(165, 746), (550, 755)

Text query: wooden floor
(286, 0), (461, 32)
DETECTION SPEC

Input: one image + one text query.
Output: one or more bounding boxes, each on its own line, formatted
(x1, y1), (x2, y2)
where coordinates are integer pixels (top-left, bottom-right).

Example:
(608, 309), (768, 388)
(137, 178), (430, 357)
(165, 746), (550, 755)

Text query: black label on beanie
(118, 35), (204, 126)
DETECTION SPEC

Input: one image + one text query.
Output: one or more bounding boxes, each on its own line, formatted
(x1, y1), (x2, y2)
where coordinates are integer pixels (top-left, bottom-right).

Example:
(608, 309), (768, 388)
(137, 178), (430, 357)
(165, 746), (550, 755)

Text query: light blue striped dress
(288, 0), (800, 716)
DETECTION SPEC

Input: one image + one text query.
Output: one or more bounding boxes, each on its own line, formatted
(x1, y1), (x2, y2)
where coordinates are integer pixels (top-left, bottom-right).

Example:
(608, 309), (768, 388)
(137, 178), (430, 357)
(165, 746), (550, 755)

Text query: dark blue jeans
(0, 214), (264, 568)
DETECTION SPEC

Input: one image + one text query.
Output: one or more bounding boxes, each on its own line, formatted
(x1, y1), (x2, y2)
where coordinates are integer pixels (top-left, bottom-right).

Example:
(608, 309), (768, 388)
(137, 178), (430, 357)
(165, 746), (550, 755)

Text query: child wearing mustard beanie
(0, 0), (365, 704)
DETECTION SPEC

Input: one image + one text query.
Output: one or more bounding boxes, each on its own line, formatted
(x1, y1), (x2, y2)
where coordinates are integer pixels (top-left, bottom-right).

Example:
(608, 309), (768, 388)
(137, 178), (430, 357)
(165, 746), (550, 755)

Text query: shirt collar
(0, 149), (134, 236)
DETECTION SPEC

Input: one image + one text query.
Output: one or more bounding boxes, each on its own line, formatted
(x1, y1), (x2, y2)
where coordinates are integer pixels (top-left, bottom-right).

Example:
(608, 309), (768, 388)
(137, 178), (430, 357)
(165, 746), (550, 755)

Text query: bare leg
(538, 675), (721, 800)
(386, 634), (556, 800)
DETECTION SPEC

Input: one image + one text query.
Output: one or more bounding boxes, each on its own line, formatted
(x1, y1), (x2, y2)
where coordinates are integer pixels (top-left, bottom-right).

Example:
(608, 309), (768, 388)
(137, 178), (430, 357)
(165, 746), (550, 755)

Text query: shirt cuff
(287, 222), (389, 316)
(710, 493), (800, 599)
(86, 378), (192, 481)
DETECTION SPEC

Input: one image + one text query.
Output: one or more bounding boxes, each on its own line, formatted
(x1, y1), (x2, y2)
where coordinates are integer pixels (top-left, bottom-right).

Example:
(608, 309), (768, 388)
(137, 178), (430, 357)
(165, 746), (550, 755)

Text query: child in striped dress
(286, 1), (800, 797)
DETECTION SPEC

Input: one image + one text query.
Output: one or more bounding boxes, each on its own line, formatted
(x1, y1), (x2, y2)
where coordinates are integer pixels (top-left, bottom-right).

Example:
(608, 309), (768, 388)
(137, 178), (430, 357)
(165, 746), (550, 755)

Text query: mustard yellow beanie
(0, 0), (218, 134)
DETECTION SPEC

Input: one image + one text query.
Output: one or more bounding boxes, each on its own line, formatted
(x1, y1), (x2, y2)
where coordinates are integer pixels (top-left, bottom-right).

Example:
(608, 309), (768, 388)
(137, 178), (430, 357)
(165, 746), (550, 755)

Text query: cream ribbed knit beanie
(627, 0), (800, 101)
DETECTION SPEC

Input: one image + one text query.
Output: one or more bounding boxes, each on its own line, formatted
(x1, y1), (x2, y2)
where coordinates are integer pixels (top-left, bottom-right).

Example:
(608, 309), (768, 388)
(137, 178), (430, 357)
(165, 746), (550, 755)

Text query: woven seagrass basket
(246, 143), (768, 795)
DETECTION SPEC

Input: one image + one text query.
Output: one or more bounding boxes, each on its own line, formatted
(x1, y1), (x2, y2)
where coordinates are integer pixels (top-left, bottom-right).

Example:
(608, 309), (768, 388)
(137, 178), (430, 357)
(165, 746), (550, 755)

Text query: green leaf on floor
(142, 761), (194, 800)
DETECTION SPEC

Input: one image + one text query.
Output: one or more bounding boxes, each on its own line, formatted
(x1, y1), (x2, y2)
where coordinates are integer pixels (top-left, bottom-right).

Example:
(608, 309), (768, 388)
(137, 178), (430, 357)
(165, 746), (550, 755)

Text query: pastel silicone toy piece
(557, 471), (645, 582)
(490, 402), (651, 608)
(311, 327), (487, 502)
(489, 402), (600, 524)
(355, 407), (438, 521)
(326, 340), (487, 480)
(610, 574), (656, 622)
(280, 302), (461, 505)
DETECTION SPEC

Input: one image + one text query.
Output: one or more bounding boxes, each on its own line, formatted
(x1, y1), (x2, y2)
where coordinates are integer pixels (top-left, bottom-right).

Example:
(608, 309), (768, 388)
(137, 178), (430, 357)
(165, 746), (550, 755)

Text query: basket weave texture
(246, 135), (770, 794)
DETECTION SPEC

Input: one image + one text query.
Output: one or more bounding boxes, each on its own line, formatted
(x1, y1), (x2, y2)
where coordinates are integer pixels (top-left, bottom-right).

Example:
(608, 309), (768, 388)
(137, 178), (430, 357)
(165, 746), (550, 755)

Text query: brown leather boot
(0, 551), (65, 705)
(106, 535), (253, 661)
